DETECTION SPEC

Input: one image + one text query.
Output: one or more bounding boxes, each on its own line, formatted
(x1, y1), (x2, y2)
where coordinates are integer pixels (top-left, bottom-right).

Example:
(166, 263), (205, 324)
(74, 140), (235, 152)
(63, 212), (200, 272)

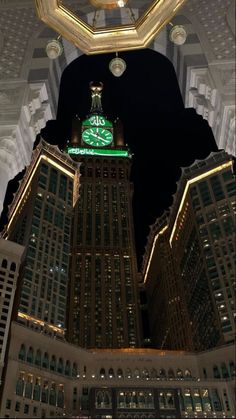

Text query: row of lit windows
(93, 387), (225, 413)
(80, 165), (128, 179)
(15, 373), (64, 407)
(39, 163), (73, 202)
(18, 345), (78, 377)
(212, 362), (235, 379)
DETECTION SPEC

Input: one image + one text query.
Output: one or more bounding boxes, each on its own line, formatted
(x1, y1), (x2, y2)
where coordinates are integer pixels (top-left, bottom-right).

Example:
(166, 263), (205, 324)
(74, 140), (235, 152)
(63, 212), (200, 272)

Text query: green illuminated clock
(82, 127), (113, 147)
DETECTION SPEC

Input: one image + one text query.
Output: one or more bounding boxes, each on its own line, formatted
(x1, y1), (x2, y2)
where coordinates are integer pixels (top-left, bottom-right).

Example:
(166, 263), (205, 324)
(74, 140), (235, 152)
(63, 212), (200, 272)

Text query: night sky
(1, 49), (218, 268)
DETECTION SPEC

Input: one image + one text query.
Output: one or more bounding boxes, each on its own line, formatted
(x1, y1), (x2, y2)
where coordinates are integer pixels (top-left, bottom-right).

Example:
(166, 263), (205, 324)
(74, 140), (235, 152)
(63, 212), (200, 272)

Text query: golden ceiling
(35, 0), (187, 55)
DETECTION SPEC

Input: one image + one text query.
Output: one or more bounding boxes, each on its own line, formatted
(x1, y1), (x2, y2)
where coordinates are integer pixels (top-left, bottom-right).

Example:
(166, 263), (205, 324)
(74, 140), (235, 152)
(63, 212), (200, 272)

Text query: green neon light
(67, 147), (130, 158)
(82, 115), (113, 128)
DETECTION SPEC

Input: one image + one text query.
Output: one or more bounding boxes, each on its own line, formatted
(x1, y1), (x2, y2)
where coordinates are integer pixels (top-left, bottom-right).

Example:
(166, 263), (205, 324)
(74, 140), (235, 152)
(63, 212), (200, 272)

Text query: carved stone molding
(0, 82), (53, 215)
(186, 66), (235, 156)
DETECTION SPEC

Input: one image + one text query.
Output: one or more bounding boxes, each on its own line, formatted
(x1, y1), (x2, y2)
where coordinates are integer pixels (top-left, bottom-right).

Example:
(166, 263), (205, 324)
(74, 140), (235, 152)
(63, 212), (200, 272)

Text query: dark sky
(1, 49), (218, 268)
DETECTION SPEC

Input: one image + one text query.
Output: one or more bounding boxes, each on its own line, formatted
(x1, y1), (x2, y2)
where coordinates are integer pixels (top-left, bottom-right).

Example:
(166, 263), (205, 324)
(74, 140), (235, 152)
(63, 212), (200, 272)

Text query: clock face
(82, 127), (113, 147)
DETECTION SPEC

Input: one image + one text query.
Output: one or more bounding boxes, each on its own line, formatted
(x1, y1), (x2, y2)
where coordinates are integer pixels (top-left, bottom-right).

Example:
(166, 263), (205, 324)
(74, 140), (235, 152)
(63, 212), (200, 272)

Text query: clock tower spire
(89, 81), (103, 114)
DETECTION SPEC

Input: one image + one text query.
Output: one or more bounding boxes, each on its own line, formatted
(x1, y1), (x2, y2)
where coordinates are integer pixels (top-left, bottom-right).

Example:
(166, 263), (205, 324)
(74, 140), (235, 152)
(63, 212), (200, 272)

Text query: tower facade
(2, 141), (80, 337)
(66, 83), (140, 348)
(0, 239), (25, 384)
(142, 151), (235, 351)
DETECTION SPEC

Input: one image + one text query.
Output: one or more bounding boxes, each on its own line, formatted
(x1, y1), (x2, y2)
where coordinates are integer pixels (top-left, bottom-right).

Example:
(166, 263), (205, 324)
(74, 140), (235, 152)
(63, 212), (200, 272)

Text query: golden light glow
(7, 154), (75, 232)
(91, 347), (187, 355)
(35, 0), (187, 54)
(169, 161), (233, 246)
(143, 225), (168, 284)
(18, 312), (65, 334)
(43, 155), (75, 178)
(90, 0), (128, 9)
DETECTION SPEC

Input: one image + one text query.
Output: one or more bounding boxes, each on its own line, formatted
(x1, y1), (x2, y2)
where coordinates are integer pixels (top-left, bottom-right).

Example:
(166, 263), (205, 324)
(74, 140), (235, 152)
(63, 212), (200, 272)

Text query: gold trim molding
(35, 0), (187, 55)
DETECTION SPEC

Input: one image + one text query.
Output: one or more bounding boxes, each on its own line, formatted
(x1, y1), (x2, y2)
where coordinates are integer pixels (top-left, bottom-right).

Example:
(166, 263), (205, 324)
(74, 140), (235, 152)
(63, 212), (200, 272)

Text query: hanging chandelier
(109, 53), (127, 77)
(35, 0), (187, 55)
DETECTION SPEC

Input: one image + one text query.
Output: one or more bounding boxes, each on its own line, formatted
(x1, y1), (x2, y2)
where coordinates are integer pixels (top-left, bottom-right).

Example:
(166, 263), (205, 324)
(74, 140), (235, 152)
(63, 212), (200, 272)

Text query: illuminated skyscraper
(2, 141), (80, 337)
(66, 83), (140, 348)
(142, 151), (236, 351)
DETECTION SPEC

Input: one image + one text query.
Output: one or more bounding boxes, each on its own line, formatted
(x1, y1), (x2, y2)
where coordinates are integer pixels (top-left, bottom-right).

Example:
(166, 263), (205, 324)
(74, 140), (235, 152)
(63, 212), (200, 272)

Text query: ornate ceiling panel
(35, 0), (187, 54)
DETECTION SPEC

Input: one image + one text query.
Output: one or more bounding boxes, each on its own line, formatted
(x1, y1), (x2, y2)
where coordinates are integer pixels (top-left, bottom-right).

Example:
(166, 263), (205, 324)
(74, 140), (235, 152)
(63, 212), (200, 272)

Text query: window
(16, 375), (24, 396)
(221, 362), (230, 378)
(168, 369), (175, 378)
(229, 361), (236, 377)
(183, 389), (193, 412)
(49, 383), (56, 406)
(33, 406), (38, 416)
(210, 176), (224, 201)
(65, 360), (71, 376)
(150, 368), (157, 379)
(125, 368), (132, 379)
(33, 378), (41, 401)
(184, 369), (191, 378)
(35, 349), (41, 366)
(26, 346), (34, 363)
(159, 368), (166, 378)
(41, 381), (49, 403)
(50, 355), (56, 371)
(15, 401), (20, 412)
(57, 358), (64, 374)
(42, 352), (49, 368)
(158, 391), (175, 410)
(192, 389), (202, 412)
(198, 182), (212, 205)
(24, 404), (29, 414)
(18, 344), (26, 361)
(201, 389), (212, 412)
(72, 362), (78, 377)
(211, 389), (222, 411)
(10, 262), (16, 271)
(25, 375), (33, 399)
(5, 400), (11, 409)
(57, 385), (64, 408)
(1, 259), (7, 269)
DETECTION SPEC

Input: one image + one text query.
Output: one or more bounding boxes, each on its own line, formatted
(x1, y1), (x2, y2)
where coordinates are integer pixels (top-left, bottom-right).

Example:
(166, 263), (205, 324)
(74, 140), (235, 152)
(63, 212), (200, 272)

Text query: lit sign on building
(67, 147), (131, 158)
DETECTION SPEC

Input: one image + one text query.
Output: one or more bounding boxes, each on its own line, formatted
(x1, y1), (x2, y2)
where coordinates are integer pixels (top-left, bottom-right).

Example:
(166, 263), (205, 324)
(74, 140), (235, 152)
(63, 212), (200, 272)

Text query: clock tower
(66, 83), (141, 349)
(67, 82), (128, 157)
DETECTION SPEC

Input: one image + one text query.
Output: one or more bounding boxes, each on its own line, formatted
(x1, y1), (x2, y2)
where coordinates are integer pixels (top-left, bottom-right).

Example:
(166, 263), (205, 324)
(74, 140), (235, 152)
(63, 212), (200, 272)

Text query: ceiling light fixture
(46, 36), (63, 59)
(90, 0), (128, 8)
(109, 52), (126, 77)
(169, 24), (187, 45)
